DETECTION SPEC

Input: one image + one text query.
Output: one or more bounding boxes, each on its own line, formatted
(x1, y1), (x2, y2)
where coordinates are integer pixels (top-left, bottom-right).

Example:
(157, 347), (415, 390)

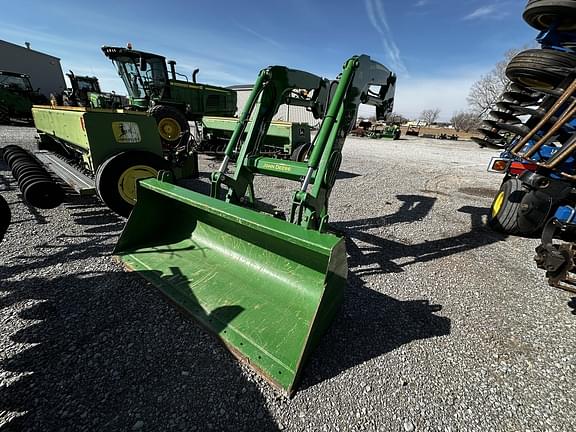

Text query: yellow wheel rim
(491, 191), (505, 218)
(117, 165), (158, 205)
(158, 117), (181, 141)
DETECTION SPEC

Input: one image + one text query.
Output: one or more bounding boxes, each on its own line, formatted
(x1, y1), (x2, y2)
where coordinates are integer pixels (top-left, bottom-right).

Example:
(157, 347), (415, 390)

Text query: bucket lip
(139, 178), (343, 253)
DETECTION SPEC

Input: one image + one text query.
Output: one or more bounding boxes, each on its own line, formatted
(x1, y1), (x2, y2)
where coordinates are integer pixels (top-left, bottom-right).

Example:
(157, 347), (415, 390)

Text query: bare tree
(420, 108), (441, 125)
(467, 48), (524, 117)
(450, 111), (482, 132)
(385, 112), (409, 124)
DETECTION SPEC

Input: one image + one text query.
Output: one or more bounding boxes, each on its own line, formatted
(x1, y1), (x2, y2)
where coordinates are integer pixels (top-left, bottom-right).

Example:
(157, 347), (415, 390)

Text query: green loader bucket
(114, 178), (347, 395)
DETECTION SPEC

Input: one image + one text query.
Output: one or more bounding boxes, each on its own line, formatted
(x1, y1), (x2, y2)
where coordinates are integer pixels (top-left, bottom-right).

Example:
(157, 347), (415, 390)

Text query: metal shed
(228, 84), (320, 127)
(0, 39), (66, 98)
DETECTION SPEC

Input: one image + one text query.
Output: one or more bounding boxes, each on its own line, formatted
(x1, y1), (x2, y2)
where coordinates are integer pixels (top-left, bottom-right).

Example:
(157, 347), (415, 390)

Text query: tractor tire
(290, 143), (312, 162)
(523, 0), (576, 31)
(149, 105), (190, 146)
(95, 150), (169, 217)
(506, 49), (576, 90)
(0, 105), (9, 124)
(517, 189), (554, 235)
(0, 194), (10, 242)
(488, 177), (526, 234)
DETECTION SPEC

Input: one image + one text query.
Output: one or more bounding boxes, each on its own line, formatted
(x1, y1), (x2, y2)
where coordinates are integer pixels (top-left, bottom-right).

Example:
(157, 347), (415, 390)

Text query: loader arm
(210, 55), (396, 230)
(114, 55), (396, 395)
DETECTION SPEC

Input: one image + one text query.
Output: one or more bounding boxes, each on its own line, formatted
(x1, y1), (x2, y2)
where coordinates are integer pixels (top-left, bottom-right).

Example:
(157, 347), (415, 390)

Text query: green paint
(114, 55), (396, 394)
(32, 106), (162, 172)
(115, 179), (347, 394)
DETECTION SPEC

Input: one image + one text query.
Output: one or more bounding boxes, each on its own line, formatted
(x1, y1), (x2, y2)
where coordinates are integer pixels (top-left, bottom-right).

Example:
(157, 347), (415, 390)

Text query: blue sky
(1, 0), (535, 120)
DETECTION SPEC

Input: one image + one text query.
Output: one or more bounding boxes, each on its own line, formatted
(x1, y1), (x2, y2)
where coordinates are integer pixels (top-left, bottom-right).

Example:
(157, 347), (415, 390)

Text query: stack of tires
(484, 1), (576, 235)
(473, 1), (576, 151)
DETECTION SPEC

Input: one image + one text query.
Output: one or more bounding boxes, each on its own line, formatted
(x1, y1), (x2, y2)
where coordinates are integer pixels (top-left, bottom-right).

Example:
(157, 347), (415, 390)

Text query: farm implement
(481, 0), (576, 292)
(114, 55), (396, 395)
(22, 105), (198, 216)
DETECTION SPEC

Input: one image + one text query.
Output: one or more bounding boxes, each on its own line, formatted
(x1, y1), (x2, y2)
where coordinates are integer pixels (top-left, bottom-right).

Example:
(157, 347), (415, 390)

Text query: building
(228, 84), (320, 127)
(0, 39), (66, 98)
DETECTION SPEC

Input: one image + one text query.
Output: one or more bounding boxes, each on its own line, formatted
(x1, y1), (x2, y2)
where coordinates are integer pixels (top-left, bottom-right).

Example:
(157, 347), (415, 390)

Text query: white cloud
(463, 5), (509, 21)
(415, 0), (429, 7)
(364, 0), (407, 75)
(235, 23), (282, 48)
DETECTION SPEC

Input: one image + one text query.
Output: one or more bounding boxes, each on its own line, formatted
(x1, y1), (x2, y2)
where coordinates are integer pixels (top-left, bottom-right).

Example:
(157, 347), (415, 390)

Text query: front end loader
(114, 55), (396, 395)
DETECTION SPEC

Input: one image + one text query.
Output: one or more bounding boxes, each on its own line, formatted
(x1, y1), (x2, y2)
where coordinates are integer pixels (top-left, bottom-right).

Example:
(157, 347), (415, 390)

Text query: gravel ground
(0, 125), (574, 432)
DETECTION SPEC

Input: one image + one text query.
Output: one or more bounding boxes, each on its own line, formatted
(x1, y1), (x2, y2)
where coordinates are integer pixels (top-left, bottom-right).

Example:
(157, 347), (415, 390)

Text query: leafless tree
(450, 111), (482, 132)
(385, 112), (409, 124)
(467, 48), (524, 117)
(420, 108), (441, 125)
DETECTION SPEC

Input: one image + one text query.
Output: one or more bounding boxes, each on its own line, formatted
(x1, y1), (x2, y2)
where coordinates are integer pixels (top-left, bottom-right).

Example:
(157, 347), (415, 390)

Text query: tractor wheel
(0, 194), (10, 242)
(517, 189), (555, 235)
(149, 105), (190, 147)
(488, 177), (526, 234)
(506, 49), (576, 90)
(290, 143), (312, 162)
(0, 105), (9, 124)
(523, 0), (576, 31)
(95, 150), (169, 217)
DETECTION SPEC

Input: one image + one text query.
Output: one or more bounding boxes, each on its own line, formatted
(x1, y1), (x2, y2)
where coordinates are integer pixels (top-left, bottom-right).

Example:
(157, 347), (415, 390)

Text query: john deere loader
(114, 55), (396, 395)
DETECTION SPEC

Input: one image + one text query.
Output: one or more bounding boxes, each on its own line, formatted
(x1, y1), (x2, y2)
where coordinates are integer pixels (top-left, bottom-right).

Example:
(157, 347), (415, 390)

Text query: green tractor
(62, 71), (125, 109)
(102, 45), (237, 148)
(0, 71), (47, 124)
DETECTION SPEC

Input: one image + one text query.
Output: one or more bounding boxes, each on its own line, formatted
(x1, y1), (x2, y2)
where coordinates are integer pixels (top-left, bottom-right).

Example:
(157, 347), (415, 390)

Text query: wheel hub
(117, 165), (159, 204)
(158, 117), (181, 141)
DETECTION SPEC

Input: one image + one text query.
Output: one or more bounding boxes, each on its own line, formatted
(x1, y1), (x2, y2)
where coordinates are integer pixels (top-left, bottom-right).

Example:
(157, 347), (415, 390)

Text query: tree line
(366, 49), (520, 132)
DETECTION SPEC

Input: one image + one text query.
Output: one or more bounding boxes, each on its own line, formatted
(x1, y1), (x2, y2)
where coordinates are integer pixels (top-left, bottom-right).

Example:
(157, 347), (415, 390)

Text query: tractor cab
(70, 73), (101, 94)
(0, 71), (34, 94)
(102, 46), (169, 108)
(64, 71), (102, 107)
(0, 71), (47, 122)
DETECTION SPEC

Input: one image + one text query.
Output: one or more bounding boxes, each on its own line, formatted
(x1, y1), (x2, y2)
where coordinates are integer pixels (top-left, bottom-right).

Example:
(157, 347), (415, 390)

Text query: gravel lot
(1, 125), (574, 432)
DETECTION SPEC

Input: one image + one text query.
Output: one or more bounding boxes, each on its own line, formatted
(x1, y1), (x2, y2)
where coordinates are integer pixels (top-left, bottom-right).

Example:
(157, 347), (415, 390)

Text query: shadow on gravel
(0, 198), (123, 283)
(568, 297), (576, 315)
(0, 271), (277, 432)
(336, 196), (506, 276)
(300, 197), (505, 389)
(301, 276), (450, 390)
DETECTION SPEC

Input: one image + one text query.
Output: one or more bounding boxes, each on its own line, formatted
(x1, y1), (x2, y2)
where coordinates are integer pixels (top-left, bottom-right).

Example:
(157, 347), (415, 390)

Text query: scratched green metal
(202, 116), (310, 154)
(32, 106), (162, 171)
(114, 178), (347, 394)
